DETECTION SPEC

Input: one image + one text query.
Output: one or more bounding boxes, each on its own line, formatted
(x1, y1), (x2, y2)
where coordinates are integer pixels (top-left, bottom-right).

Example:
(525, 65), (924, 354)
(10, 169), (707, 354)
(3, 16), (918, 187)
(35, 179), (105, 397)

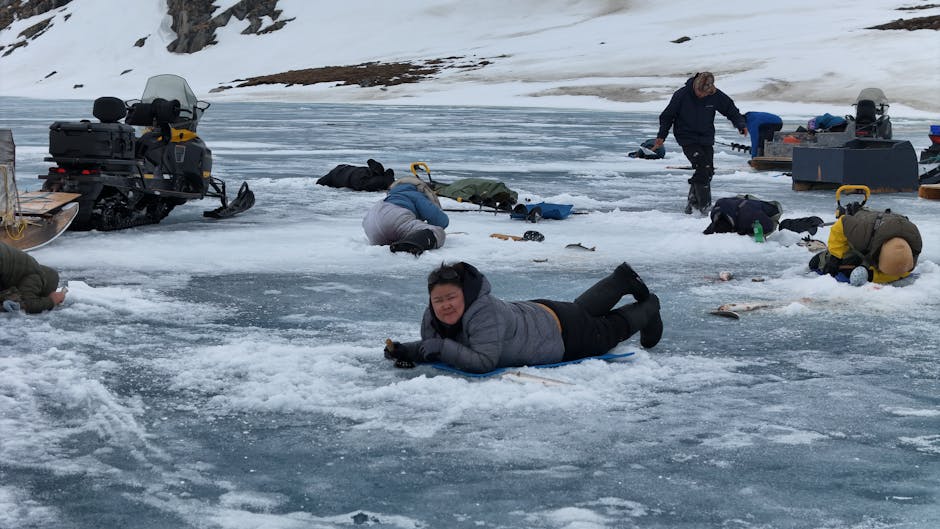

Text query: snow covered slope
(0, 0), (938, 114)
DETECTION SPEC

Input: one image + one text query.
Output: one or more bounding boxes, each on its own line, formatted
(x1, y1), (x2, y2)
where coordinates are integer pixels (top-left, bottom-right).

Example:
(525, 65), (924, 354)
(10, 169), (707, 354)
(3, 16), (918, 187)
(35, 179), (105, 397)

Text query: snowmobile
(39, 74), (254, 231)
(846, 87), (892, 140)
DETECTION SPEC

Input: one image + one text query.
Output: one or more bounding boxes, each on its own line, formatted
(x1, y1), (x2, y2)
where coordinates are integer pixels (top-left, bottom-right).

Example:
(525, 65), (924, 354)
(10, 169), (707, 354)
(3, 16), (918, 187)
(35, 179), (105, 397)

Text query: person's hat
(693, 72), (716, 95)
(878, 237), (914, 276)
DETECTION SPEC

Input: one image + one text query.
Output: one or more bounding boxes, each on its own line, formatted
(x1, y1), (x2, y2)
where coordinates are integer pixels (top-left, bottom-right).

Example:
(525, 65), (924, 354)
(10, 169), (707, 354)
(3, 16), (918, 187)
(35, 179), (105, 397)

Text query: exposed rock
(134, 36), (148, 47)
(166, 0), (293, 54)
(45, 70), (56, 78)
(236, 62), (439, 89)
(231, 57), (493, 90)
(0, 0), (72, 32)
(1, 40), (26, 57)
(18, 16), (52, 39)
(672, 36), (691, 43)
(868, 14), (940, 30)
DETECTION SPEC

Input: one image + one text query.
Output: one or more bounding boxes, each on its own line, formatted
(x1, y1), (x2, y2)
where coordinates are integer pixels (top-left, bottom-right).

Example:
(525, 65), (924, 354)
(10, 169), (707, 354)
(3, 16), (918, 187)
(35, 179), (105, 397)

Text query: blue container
(930, 125), (940, 135)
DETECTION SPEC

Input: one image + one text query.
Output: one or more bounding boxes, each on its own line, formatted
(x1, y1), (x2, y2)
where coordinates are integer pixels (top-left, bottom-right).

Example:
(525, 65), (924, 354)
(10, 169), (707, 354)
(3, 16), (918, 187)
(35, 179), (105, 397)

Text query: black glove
(844, 202), (863, 216)
(419, 338), (445, 362)
(384, 340), (420, 361)
(823, 254), (843, 276)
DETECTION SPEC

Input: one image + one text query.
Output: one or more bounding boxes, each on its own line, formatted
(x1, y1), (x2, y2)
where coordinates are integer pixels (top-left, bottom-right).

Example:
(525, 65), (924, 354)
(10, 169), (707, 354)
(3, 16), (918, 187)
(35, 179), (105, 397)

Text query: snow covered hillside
(1, 0), (938, 114)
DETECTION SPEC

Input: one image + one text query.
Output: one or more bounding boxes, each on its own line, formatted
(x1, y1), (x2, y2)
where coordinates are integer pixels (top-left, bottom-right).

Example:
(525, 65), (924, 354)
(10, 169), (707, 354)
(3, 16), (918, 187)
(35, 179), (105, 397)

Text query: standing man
(653, 72), (747, 214)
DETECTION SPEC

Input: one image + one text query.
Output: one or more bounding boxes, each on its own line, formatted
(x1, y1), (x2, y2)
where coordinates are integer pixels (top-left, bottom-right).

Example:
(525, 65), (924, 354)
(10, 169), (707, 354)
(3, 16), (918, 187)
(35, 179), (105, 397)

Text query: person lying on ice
(0, 242), (66, 313)
(384, 261), (663, 374)
(809, 206), (922, 284)
(361, 174), (449, 256)
(702, 195), (782, 236)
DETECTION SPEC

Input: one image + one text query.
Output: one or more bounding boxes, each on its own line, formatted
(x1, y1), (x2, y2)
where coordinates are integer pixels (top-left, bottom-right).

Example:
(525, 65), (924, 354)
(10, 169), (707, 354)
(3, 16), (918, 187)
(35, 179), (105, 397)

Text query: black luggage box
(49, 121), (136, 160)
(791, 138), (918, 192)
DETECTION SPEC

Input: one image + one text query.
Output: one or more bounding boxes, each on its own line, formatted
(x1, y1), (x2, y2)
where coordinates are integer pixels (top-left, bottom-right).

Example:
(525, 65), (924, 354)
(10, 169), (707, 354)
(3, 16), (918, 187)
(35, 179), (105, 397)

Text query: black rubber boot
(390, 229), (437, 256)
(684, 185), (696, 215)
(575, 263), (650, 316)
(614, 294), (663, 349)
(692, 182), (712, 213)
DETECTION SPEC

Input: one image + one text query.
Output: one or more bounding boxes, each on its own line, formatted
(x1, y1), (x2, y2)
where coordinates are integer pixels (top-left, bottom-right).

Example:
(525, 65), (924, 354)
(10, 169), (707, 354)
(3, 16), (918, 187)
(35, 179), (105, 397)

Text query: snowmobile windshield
(139, 74), (205, 129)
(855, 88), (888, 107)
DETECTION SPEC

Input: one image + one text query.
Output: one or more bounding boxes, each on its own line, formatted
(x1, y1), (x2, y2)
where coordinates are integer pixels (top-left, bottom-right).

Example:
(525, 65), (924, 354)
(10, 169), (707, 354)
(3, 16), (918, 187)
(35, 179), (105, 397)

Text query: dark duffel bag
(49, 121), (136, 160)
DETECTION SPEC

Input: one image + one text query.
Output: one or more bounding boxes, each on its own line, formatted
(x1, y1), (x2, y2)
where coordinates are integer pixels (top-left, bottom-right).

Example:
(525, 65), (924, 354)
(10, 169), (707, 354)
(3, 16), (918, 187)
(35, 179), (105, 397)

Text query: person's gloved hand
(823, 255), (843, 276)
(844, 202), (864, 216)
(419, 338), (445, 362)
(1, 299), (21, 313)
(384, 340), (420, 361)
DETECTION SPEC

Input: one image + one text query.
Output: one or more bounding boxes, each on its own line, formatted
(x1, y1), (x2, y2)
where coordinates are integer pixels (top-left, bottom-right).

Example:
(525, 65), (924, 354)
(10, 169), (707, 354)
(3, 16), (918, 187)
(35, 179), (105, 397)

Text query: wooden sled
(1, 191), (81, 251)
(748, 156), (792, 171)
(919, 183), (940, 200)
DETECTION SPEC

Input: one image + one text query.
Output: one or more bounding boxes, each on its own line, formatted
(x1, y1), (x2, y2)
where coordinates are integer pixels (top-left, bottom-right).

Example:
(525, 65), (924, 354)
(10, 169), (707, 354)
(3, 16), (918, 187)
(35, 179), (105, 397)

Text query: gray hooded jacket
(414, 268), (564, 373)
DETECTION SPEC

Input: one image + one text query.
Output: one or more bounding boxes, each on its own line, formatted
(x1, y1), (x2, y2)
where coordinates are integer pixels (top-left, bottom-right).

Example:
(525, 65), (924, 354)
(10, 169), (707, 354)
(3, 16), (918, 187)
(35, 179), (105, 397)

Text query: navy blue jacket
(657, 76), (746, 147)
(703, 197), (780, 236)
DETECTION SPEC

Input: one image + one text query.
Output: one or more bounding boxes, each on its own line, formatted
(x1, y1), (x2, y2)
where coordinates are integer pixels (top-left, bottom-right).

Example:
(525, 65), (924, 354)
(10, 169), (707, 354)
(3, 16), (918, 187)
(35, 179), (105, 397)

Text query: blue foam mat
(430, 351), (636, 378)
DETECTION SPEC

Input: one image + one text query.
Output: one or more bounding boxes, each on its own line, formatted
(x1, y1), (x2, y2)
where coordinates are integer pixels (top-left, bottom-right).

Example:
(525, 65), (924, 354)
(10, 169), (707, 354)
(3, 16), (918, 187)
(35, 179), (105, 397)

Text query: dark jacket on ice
(316, 159), (394, 192)
(0, 242), (59, 313)
(657, 75), (746, 147)
(703, 196), (782, 236)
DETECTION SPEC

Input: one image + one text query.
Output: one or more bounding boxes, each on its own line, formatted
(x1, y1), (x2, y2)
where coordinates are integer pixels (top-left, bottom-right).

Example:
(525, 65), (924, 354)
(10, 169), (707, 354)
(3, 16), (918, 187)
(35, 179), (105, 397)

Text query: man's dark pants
(682, 144), (714, 214)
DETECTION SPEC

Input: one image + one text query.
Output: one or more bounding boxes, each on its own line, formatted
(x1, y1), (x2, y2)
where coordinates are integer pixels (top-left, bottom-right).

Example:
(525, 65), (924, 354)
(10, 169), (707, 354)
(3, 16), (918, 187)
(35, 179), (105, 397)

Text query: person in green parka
(0, 242), (66, 313)
(809, 208), (922, 284)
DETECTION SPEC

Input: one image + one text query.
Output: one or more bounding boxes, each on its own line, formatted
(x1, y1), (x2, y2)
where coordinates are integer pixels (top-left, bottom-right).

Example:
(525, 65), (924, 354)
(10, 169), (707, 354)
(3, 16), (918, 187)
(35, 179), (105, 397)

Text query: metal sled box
(49, 121), (136, 160)
(791, 139), (919, 192)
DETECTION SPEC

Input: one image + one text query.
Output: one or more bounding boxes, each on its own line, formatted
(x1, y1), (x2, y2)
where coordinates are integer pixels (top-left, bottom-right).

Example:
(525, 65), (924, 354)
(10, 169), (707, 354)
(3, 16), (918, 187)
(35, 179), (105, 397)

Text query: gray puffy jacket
(413, 268), (564, 373)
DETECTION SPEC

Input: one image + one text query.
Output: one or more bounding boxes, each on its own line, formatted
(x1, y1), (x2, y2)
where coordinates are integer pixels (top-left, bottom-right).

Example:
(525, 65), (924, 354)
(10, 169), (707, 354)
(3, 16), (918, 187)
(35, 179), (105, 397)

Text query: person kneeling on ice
(361, 174), (449, 256)
(703, 195), (782, 237)
(809, 207), (922, 285)
(0, 242), (66, 313)
(384, 261), (663, 374)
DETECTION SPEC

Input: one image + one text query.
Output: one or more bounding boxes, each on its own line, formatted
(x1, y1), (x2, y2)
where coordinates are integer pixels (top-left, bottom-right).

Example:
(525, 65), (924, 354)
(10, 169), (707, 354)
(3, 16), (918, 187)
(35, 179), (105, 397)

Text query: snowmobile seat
(855, 100), (877, 128)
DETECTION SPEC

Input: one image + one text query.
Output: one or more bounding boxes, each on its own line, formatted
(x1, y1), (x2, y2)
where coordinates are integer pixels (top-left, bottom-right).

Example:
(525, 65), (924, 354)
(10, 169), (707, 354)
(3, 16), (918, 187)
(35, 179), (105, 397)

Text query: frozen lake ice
(1, 97), (938, 528)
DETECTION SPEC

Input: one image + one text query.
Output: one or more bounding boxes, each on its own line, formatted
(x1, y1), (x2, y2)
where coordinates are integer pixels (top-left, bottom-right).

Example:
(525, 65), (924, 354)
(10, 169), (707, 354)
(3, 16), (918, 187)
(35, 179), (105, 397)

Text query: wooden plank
(748, 156), (792, 171)
(16, 191), (82, 215)
(919, 184), (940, 200)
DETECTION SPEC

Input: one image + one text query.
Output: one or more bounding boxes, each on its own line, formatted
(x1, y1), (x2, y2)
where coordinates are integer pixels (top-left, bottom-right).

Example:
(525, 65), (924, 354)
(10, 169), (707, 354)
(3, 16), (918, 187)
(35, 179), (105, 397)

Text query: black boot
(692, 182), (712, 213)
(390, 229), (437, 256)
(575, 263), (650, 316)
(614, 294), (663, 349)
(684, 185), (696, 215)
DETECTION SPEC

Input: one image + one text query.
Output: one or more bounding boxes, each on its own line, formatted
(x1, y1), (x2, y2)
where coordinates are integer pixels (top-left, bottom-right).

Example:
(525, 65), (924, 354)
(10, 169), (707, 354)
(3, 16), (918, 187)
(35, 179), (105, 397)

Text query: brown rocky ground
(869, 13), (940, 30)
(211, 56), (496, 93)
